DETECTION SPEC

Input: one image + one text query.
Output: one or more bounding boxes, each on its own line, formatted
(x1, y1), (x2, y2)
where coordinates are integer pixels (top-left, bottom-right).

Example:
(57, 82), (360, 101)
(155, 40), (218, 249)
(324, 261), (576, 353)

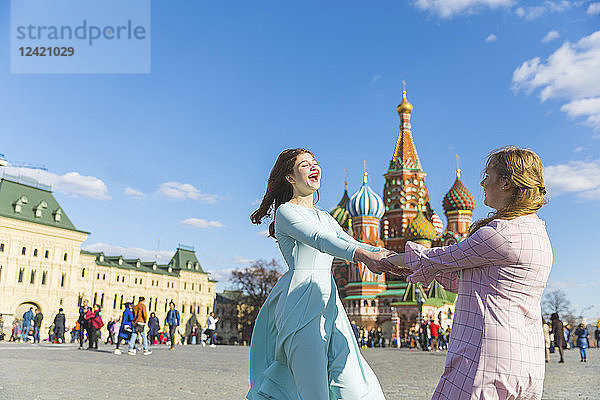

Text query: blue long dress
(247, 203), (386, 400)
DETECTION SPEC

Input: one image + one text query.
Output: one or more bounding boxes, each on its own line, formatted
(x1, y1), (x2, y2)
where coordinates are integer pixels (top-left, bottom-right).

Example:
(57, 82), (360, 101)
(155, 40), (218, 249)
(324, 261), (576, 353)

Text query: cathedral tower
(381, 90), (430, 252)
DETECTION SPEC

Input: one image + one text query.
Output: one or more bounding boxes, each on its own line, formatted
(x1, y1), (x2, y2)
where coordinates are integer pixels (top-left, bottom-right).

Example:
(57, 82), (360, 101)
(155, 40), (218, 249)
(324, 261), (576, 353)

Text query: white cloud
(512, 30), (600, 129)
(485, 34), (498, 42)
(371, 74), (381, 83)
(560, 97), (600, 127)
(573, 146), (585, 152)
(545, 160), (600, 199)
(414, 0), (513, 18)
(541, 30), (560, 43)
(83, 242), (174, 262)
(180, 218), (225, 228)
(3, 166), (110, 199)
(587, 2), (600, 15)
(515, 1), (571, 20)
(124, 187), (144, 198)
(205, 268), (236, 283)
(159, 181), (221, 203)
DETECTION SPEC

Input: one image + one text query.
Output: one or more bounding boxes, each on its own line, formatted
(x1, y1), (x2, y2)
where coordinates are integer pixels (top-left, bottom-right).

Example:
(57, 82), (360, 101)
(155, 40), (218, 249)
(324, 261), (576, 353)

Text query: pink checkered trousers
(405, 214), (553, 400)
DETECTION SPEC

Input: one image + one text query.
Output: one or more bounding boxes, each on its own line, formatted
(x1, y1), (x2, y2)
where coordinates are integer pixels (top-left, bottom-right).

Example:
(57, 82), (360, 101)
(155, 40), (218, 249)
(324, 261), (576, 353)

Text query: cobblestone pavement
(0, 342), (597, 399)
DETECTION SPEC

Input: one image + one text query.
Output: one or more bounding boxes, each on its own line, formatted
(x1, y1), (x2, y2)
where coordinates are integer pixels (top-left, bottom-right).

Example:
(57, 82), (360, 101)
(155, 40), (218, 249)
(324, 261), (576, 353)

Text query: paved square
(0, 343), (597, 399)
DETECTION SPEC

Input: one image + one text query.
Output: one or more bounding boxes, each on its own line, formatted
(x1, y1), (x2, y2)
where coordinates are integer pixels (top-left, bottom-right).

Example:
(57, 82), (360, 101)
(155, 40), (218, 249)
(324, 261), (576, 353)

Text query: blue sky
(1, 1), (599, 319)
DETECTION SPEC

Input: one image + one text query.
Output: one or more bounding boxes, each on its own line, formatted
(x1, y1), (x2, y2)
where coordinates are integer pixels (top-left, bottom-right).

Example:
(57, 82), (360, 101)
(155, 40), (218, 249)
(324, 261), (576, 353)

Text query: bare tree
(542, 289), (572, 318)
(230, 259), (283, 343)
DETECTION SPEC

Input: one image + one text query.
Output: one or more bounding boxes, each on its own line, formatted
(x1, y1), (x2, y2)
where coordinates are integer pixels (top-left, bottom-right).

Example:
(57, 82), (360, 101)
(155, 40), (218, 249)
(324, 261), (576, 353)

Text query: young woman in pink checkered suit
(386, 147), (552, 400)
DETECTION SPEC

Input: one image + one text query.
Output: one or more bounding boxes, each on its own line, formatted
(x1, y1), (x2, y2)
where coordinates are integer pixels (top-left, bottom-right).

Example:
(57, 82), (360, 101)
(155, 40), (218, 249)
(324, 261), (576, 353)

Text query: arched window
(370, 300), (376, 307)
(81, 268), (85, 278)
(364, 300), (368, 307)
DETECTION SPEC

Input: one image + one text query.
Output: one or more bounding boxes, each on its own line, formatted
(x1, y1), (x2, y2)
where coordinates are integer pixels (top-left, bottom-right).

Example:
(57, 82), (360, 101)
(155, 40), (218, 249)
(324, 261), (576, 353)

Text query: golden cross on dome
(455, 154), (461, 179)
(344, 168), (348, 190)
(363, 160), (368, 183)
(402, 80), (406, 92)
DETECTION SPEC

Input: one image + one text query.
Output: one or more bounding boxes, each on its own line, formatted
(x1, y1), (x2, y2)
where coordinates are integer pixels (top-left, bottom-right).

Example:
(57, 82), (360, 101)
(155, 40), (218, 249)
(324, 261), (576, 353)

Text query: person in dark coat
(33, 309), (43, 343)
(78, 299), (90, 349)
(115, 303), (134, 355)
(148, 312), (160, 346)
(551, 312), (565, 363)
(53, 308), (66, 344)
(164, 301), (180, 350)
(574, 323), (589, 362)
(350, 320), (360, 345)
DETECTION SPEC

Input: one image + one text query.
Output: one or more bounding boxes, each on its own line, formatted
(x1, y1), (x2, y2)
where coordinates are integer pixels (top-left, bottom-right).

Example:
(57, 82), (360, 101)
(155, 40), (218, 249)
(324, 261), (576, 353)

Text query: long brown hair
(251, 148), (317, 238)
(469, 146), (547, 236)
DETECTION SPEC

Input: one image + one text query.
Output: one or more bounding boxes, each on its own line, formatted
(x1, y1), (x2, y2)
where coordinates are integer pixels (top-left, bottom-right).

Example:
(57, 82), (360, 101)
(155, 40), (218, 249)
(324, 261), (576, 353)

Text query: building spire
(455, 154), (461, 179)
(391, 84), (420, 170)
(363, 160), (368, 183)
(344, 168), (348, 190)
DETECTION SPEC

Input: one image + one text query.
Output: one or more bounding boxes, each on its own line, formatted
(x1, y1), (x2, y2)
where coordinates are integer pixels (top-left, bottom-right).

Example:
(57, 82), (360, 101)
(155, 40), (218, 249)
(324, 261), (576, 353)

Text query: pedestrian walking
(351, 321), (360, 346)
(114, 303), (134, 355)
(543, 318), (551, 363)
(430, 320), (440, 351)
(78, 299), (91, 349)
(551, 313), (566, 363)
(148, 312), (160, 346)
(165, 301), (180, 350)
(206, 312), (219, 347)
(33, 309), (43, 343)
(20, 307), (34, 342)
(87, 304), (103, 349)
(53, 308), (66, 344)
(128, 297), (151, 356)
(574, 323), (590, 362)
(595, 323), (600, 349)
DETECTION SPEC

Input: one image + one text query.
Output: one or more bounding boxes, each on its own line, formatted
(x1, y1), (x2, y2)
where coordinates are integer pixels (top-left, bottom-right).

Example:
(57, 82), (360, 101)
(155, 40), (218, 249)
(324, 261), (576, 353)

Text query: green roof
(168, 247), (206, 274)
(424, 298), (453, 307)
(0, 178), (87, 233)
(343, 295), (377, 300)
(345, 282), (386, 287)
(386, 281), (409, 289)
(81, 251), (178, 276)
(376, 289), (406, 297)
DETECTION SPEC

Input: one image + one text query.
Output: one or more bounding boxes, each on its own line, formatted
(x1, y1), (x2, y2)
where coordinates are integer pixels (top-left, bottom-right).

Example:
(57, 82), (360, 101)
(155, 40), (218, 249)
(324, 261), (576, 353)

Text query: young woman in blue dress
(247, 148), (394, 400)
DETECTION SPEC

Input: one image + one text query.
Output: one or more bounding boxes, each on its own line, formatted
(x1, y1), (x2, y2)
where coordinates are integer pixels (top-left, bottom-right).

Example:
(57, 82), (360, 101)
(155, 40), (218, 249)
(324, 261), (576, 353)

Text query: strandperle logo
(15, 19), (147, 46)
(11, 0), (151, 74)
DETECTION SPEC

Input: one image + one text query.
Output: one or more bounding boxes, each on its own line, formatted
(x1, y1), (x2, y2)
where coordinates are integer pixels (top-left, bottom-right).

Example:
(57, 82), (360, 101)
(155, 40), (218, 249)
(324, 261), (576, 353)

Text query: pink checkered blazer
(405, 214), (552, 400)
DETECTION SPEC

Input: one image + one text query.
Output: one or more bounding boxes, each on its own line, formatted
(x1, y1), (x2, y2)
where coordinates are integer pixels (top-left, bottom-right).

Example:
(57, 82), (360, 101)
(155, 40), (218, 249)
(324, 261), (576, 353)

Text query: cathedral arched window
(370, 300), (376, 307)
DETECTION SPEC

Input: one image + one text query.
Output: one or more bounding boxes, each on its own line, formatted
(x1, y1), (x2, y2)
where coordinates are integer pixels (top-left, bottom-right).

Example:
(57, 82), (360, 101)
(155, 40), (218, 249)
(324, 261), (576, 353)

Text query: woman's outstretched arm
(405, 222), (510, 285)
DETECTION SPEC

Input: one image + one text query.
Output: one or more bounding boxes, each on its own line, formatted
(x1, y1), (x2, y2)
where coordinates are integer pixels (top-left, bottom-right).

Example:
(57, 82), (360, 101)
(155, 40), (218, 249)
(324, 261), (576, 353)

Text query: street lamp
(416, 288), (423, 325)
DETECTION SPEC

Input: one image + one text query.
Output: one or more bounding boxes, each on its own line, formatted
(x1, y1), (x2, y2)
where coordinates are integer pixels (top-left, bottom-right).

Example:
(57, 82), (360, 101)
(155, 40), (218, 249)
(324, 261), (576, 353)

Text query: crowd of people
(1, 299), (221, 355)
(350, 319), (450, 351)
(543, 313), (598, 363)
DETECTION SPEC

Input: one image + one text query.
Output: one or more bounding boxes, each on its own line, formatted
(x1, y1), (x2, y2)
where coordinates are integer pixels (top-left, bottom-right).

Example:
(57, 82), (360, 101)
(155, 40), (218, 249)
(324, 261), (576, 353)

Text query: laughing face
(286, 152), (321, 196)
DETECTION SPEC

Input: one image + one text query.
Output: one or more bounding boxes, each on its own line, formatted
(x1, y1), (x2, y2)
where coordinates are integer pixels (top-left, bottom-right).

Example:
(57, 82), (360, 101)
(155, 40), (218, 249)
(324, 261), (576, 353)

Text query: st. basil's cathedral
(329, 90), (476, 342)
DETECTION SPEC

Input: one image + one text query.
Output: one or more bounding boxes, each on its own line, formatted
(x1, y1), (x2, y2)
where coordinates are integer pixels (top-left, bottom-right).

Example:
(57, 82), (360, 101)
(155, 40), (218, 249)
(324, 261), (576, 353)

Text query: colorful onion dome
(348, 172), (385, 219)
(431, 212), (444, 236)
(404, 208), (438, 241)
(397, 90), (413, 115)
(443, 169), (475, 212)
(330, 182), (352, 234)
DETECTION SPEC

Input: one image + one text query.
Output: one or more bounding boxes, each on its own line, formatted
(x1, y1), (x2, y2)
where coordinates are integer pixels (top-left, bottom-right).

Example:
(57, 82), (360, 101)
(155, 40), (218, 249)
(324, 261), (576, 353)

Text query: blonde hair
(469, 146), (546, 236)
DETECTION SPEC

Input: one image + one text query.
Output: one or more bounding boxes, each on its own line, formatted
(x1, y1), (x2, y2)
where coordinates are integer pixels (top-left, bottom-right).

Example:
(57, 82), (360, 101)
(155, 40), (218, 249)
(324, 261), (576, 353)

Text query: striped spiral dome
(348, 173), (385, 219)
(330, 185), (353, 234)
(443, 169), (475, 212)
